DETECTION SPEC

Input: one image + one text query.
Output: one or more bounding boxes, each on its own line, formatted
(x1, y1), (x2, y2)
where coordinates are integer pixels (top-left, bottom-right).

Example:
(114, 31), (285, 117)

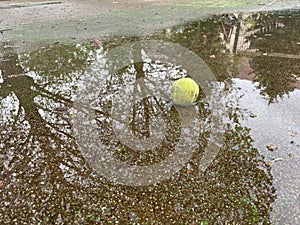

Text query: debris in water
(264, 161), (271, 167)
(266, 144), (277, 151)
(289, 130), (297, 137)
(264, 158), (283, 167)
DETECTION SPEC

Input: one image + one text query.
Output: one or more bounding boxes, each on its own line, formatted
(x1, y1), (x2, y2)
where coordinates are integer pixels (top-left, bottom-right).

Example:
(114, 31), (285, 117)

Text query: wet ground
(1, 1), (300, 225)
(1, 0), (300, 50)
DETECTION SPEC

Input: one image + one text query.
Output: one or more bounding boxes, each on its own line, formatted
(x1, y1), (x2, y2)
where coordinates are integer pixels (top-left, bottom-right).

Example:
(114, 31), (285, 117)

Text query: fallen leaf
(289, 130), (297, 137)
(264, 161), (271, 167)
(266, 144), (277, 151)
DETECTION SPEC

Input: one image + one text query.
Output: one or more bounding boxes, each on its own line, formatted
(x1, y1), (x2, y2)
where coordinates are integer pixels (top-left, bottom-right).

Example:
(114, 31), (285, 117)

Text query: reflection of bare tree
(131, 54), (151, 138)
(0, 46), (92, 223)
(94, 47), (183, 165)
(88, 38), (276, 223)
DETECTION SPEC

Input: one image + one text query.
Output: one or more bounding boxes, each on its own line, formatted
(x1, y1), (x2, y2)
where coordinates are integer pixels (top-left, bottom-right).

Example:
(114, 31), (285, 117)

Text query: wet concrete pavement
(1, 0), (300, 50)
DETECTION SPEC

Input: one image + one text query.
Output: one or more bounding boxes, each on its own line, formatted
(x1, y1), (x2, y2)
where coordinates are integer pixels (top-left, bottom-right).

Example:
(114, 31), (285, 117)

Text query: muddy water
(0, 9), (299, 224)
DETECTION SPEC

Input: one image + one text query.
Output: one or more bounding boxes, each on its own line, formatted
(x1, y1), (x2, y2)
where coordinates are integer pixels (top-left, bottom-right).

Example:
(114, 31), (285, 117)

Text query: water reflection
(1, 9), (299, 224)
(232, 10), (300, 103)
(0, 43), (94, 223)
(252, 57), (299, 103)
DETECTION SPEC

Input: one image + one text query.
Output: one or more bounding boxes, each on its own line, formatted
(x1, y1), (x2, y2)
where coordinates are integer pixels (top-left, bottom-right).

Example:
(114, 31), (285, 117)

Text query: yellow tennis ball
(171, 77), (199, 106)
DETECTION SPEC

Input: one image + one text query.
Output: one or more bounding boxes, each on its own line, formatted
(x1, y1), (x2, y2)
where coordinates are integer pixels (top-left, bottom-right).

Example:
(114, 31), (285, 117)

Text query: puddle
(1, 9), (300, 224)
